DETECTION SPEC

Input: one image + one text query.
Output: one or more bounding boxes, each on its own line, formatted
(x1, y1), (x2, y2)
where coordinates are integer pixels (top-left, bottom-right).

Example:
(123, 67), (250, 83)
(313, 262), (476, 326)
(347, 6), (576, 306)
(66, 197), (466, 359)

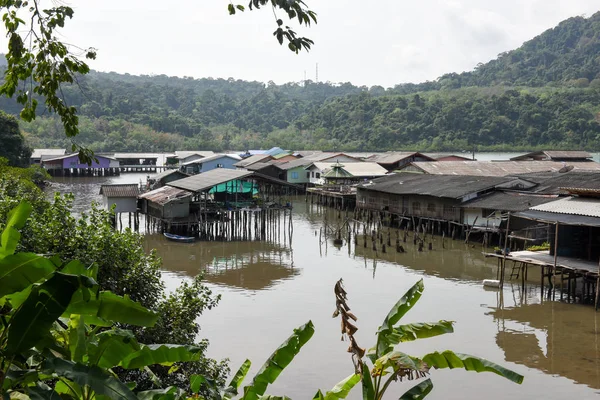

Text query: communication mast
(315, 63), (319, 82)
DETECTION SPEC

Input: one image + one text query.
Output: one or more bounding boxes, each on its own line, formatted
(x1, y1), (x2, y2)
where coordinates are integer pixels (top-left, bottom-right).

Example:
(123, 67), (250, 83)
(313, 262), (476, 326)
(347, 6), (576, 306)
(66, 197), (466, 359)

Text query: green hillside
(3, 11), (600, 151)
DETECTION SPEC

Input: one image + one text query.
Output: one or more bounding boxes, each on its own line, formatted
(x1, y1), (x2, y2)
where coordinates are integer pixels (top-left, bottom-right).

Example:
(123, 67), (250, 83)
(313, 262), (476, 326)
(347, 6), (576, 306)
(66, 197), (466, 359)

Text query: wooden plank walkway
(485, 250), (599, 275)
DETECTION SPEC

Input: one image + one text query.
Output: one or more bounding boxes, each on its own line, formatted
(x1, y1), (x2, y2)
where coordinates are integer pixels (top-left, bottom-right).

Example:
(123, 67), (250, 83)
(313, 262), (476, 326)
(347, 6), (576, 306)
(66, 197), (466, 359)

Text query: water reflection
(144, 235), (297, 291)
(489, 285), (600, 390)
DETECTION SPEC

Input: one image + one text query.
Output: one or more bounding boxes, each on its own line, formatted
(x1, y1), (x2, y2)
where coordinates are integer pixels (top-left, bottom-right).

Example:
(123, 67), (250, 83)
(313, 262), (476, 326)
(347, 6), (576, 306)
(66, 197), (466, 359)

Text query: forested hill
(3, 11), (600, 151)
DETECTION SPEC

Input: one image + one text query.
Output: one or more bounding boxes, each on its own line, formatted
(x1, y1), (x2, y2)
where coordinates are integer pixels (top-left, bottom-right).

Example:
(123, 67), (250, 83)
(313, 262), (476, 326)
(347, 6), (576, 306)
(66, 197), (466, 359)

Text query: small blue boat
(163, 232), (195, 243)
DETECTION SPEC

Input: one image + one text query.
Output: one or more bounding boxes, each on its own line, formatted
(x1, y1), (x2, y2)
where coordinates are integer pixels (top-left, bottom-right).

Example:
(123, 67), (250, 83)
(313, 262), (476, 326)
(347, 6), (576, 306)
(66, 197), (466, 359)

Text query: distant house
(138, 185), (193, 220)
(302, 152), (362, 163)
(356, 174), (524, 224)
(166, 151), (215, 166)
(423, 153), (474, 162)
(271, 152), (299, 163)
(510, 151), (593, 162)
(234, 154), (274, 169)
(148, 169), (189, 189)
(113, 153), (160, 166)
(399, 160), (600, 176)
(246, 162), (285, 180)
(367, 152), (435, 171)
(99, 184), (140, 213)
(276, 159), (315, 185)
(42, 153), (119, 170)
(30, 149), (66, 164)
(180, 154), (242, 175)
(306, 162), (388, 185)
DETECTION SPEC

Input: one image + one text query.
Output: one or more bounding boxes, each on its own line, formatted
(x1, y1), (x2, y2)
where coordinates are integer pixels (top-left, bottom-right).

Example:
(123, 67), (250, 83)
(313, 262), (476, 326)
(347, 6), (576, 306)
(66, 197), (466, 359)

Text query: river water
(46, 165), (600, 400)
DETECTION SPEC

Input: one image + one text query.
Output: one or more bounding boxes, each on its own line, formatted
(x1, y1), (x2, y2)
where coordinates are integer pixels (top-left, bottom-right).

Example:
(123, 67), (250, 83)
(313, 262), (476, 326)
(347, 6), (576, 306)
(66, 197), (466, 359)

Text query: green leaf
(54, 379), (83, 398)
(374, 279), (424, 358)
(399, 378), (433, 400)
(422, 351), (524, 384)
(361, 362), (375, 400)
(387, 321), (454, 344)
(61, 260), (97, 279)
(372, 352), (429, 378)
(224, 359), (251, 398)
(136, 387), (186, 400)
(322, 374), (360, 400)
(42, 357), (137, 400)
(243, 321), (315, 400)
(88, 329), (139, 369)
(228, 4), (236, 14)
(0, 253), (56, 299)
(6, 272), (80, 355)
(64, 290), (157, 327)
(68, 315), (87, 363)
(0, 201), (32, 258)
(121, 344), (205, 369)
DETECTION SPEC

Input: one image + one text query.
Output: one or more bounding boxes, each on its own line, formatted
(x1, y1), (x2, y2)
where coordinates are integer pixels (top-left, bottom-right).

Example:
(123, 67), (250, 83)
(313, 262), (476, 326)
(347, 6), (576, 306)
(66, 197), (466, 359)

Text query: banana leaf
(42, 357), (137, 400)
(398, 378), (433, 400)
(422, 351), (524, 384)
(374, 280), (424, 358)
(0, 253), (55, 299)
(87, 329), (139, 369)
(121, 344), (205, 369)
(136, 387), (187, 400)
(223, 359), (251, 399)
(372, 351), (429, 378)
(361, 362), (375, 400)
(5, 272), (81, 355)
(389, 321), (454, 343)
(64, 290), (158, 327)
(68, 315), (87, 363)
(0, 201), (32, 259)
(313, 374), (360, 400)
(243, 320), (315, 400)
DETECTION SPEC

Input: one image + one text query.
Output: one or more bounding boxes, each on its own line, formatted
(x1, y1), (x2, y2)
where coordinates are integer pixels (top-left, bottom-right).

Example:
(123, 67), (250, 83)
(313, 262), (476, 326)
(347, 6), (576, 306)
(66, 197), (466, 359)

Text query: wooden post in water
(595, 260), (600, 311)
(500, 212), (511, 288)
(553, 223), (559, 300)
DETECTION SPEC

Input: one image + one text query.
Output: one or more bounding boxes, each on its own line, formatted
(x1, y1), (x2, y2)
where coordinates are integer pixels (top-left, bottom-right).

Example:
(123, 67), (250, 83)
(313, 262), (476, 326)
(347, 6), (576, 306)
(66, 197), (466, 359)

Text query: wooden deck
(485, 250), (599, 275)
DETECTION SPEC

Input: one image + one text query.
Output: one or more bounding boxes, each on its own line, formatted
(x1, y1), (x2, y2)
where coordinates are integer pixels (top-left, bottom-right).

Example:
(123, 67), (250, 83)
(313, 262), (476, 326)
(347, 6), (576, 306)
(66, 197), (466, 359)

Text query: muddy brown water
(48, 173), (600, 399)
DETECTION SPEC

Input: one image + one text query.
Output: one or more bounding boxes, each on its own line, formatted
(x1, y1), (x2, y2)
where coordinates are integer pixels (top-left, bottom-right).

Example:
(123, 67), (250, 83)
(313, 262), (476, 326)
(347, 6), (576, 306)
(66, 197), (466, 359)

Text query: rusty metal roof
(167, 169), (254, 192)
(234, 154), (273, 168)
(139, 186), (192, 205)
(358, 174), (513, 199)
(99, 184), (140, 198)
(461, 192), (558, 212)
(530, 197), (600, 218)
(514, 170), (600, 194)
(404, 161), (600, 176)
(510, 150), (592, 161)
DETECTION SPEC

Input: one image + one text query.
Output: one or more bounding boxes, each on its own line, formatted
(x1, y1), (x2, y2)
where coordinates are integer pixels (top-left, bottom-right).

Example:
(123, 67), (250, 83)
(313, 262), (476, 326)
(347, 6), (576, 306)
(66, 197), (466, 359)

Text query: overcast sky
(27, 1), (600, 87)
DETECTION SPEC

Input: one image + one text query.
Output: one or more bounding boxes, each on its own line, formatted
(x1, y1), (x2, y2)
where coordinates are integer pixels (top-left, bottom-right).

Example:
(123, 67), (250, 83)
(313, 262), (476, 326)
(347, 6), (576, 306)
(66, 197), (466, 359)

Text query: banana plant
(332, 279), (524, 400)
(0, 202), (220, 399)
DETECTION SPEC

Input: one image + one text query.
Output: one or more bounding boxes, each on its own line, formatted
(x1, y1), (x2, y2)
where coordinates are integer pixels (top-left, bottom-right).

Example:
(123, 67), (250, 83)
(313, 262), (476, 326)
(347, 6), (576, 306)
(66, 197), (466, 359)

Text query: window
(291, 172), (299, 179)
(306, 172), (310, 178)
(412, 202), (421, 212)
(427, 203), (436, 212)
(482, 208), (494, 218)
(312, 172), (315, 178)
(216, 163), (224, 168)
(316, 172), (321, 179)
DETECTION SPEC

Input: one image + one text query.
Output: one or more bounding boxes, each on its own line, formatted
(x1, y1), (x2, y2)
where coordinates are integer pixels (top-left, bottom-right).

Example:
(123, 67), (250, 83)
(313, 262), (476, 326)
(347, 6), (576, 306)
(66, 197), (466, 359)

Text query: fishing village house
(179, 154), (242, 175)
(166, 150), (215, 166)
(233, 154), (274, 170)
(30, 148), (66, 165)
(509, 150), (594, 162)
(42, 153), (120, 176)
(398, 160), (600, 176)
(305, 161), (388, 185)
(146, 169), (189, 190)
(245, 162), (286, 180)
(367, 151), (435, 171)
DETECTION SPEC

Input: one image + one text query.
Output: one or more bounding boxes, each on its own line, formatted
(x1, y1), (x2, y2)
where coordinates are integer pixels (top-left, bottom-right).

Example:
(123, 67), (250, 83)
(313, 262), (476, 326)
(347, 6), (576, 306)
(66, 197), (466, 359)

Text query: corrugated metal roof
(152, 169), (188, 181)
(246, 162), (282, 172)
(275, 158), (316, 170)
(368, 152), (433, 165)
(234, 154), (273, 168)
(31, 149), (66, 158)
(180, 154), (241, 166)
(423, 153), (473, 161)
(139, 186), (192, 205)
(461, 192), (558, 211)
(515, 209), (600, 227)
(271, 152), (295, 160)
(174, 151), (215, 159)
(310, 162), (388, 177)
(530, 197), (600, 218)
(511, 150), (592, 161)
(514, 171), (600, 194)
(44, 153), (117, 162)
(113, 153), (161, 159)
(99, 184), (140, 198)
(358, 174), (512, 199)
(406, 161), (600, 176)
(167, 169), (254, 192)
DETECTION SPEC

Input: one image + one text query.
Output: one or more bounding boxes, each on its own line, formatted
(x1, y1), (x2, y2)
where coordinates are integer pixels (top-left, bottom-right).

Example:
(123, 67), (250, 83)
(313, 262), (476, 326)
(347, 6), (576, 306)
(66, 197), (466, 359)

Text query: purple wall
(61, 154), (110, 169)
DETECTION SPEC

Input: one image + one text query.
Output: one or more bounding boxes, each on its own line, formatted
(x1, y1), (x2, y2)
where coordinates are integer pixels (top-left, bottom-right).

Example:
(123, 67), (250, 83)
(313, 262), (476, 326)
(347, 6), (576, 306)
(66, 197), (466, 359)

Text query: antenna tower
(315, 63), (319, 82)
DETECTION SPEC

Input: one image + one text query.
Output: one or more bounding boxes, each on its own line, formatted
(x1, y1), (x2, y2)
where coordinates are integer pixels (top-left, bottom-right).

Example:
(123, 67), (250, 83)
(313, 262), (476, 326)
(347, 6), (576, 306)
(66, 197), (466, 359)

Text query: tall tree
(0, 110), (30, 166)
